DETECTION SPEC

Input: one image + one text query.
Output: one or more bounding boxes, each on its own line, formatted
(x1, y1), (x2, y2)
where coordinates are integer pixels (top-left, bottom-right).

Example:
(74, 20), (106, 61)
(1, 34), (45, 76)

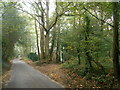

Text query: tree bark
(84, 15), (93, 70)
(112, 2), (120, 79)
(40, 26), (45, 59)
(77, 49), (80, 65)
(35, 19), (40, 60)
(56, 22), (61, 63)
(50, 26), (56, 61)
(45, 32), (49, 59)
(45, 1), (50, 60)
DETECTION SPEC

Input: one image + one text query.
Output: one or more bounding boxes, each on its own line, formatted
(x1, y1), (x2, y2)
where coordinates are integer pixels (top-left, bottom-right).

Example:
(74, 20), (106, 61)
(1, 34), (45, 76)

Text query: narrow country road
(4, 58), (64, 88)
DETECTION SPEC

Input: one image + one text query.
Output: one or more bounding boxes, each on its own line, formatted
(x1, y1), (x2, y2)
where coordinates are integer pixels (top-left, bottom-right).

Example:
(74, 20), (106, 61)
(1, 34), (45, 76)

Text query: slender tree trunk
(84, 45), (93, 69)
(78, 9), (81, 65)
(45, 32), (49, 59)
(40, 26), (45, 59)
(112, 2), (120, 79)
(45, 1), (50, 60)
(100, 5), (104, 58)
(61, 46), (64, 63)
(35, 19), (40, 60)
(56, 41), (61, 63)
(56, 22), (61, 63)
(50, 26), (56, 61)
(92, 59), (105, 74)
(84, 15), (93, 70)
(77, 49), (80, 65)
(100, 11), (104, 32)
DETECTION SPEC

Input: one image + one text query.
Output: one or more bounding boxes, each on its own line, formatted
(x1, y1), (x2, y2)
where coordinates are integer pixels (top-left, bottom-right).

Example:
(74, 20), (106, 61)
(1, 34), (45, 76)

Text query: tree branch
(16, 7), (47, 31)
(84, 7), (114, 27)
(48, 2), (72, 32)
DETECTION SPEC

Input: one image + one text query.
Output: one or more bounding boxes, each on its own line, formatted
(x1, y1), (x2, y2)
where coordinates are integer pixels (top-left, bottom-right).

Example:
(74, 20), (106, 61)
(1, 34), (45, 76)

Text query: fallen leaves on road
(2, 70), (11, 87)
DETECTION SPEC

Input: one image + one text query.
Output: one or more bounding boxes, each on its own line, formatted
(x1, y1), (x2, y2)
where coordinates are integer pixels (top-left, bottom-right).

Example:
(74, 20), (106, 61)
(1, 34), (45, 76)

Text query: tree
(84, 14), (93, 71)
(2, 2), (26, 61)
(112, 2), (120, 79)
(35, 19), (40, 60)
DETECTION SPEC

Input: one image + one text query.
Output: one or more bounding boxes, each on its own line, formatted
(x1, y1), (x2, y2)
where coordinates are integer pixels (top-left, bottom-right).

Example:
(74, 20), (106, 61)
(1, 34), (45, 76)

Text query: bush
(28, 53), (39, 61)
(62, 59), (87, 77)
(62, 58), (120, 88)
(2, 61), (11, 74)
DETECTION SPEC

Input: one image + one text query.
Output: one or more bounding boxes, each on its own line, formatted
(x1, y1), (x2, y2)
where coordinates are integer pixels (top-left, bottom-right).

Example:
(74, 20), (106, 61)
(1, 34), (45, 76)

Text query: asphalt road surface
(4, 58), (64, 88)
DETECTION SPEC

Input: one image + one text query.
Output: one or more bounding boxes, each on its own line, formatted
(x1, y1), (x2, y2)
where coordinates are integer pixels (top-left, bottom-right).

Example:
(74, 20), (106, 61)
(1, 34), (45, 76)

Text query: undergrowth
(62, 58), (120, 88)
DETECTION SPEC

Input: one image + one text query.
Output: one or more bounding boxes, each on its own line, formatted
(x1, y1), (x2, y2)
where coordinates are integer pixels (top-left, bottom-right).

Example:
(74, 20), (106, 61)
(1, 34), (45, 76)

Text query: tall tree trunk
(50, 26), (56, 61)
(40, 26), (45, 59)
(56, 22), (61, 63)
(35, 19), (40, 60)
(45, 1), (50, 60)
(100, 5), (104, 58)
(112, 2), (120, 79)
(45, 32), (49, 59)
(56, 40), (61, 63)
(78, 9), (81, 65)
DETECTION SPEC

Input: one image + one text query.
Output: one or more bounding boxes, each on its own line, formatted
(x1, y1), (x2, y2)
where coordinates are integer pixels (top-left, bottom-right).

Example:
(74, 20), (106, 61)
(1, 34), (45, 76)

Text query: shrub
(62, 59), (87, 77)
(27, 53), (39, 61)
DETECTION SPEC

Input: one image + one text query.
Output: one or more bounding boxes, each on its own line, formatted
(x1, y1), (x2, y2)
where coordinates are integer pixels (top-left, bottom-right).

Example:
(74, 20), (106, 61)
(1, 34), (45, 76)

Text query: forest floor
(25, 60), (98, 88)
(1, 70), (11, 87)
(2, 61), (12, 88)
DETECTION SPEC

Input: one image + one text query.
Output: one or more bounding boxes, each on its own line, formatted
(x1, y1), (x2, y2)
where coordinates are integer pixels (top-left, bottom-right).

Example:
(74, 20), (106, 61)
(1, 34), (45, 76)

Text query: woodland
(1, 1), (120, 88)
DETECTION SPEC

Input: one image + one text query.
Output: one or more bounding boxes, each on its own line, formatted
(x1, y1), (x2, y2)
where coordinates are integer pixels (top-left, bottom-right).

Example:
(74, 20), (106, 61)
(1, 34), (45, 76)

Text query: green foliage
(91, 74), (119, 88)
(59, 4), (115, 87)
(62, 58), (87, 77)
(28, 53), (39, 61)
(2, 2), (27, 62)
(2, 2), (35, 63)
(62, 57), (119, 87)
(2, 60), (12, 74)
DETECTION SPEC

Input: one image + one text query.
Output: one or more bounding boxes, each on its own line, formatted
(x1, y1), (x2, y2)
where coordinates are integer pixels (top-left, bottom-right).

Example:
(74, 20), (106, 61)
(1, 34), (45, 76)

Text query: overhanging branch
(16, 7), (47, 31)
(84, 7), (114, 27)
